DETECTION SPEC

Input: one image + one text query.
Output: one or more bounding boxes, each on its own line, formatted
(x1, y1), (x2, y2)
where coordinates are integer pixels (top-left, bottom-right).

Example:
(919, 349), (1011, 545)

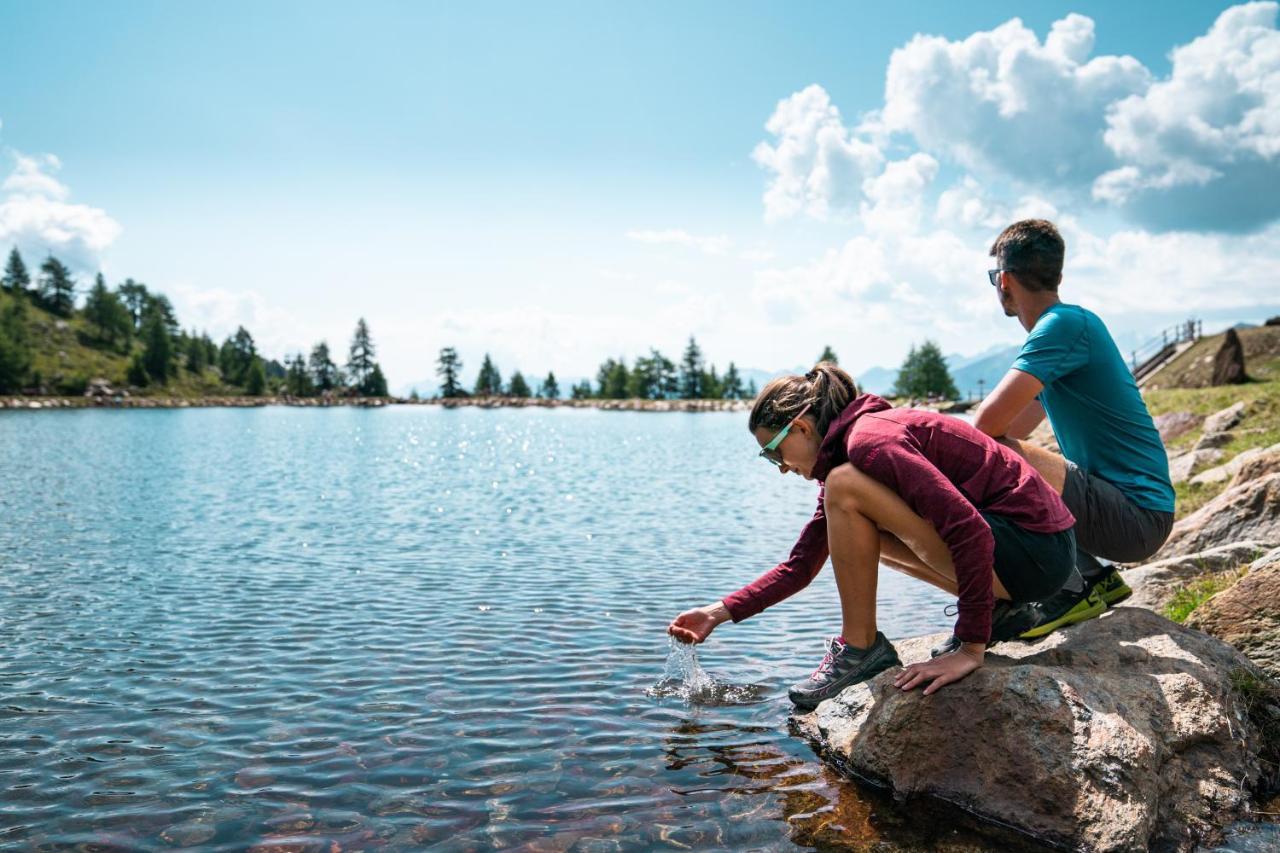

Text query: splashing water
(646, 636), (771, 705)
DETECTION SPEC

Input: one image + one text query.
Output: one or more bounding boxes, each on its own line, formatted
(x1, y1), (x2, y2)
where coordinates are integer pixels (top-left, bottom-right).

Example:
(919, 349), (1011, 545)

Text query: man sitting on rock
(972, 219), (1176, 636)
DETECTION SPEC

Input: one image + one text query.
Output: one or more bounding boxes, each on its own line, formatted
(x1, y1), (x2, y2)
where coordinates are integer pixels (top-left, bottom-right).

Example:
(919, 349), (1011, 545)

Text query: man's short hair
(989, 219), (1064, 292)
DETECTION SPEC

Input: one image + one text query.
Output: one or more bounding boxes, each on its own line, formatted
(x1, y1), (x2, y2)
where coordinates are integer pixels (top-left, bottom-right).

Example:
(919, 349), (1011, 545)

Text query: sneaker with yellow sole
(1093, 569), (1132, 606)
(1019, 588), (1106, 639)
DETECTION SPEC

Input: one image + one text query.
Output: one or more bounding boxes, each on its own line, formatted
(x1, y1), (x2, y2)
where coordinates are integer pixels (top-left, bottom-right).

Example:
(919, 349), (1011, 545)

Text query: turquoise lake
(0, 405), (1022, 851)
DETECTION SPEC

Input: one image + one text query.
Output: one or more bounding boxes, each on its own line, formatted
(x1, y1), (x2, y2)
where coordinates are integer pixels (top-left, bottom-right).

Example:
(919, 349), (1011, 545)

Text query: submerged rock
(792, 608), (1275, 852)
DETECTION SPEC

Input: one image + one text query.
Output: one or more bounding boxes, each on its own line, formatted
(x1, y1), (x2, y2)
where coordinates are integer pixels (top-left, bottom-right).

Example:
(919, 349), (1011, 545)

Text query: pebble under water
(5, 405), (1252, 851)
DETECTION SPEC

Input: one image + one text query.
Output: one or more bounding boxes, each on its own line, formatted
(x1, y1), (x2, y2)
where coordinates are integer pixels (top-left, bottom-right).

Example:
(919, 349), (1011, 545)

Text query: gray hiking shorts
(1061, 460), (1174, 564)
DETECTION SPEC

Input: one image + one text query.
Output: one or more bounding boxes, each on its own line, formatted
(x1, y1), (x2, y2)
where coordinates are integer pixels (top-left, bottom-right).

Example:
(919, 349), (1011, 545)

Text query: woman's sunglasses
(758, 402), (812, 466)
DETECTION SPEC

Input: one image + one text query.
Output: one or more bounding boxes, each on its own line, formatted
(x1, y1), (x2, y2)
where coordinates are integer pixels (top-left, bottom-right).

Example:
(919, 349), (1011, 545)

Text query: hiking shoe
(929, 600), (1041, 658)
(789, 632), (901, 710)
(1093, 568), (1132, 606)
(1019, 588), (1106, 639)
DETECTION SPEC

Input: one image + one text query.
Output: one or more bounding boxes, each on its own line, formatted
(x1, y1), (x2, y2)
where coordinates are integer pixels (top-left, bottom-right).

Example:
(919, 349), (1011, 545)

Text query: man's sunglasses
(988, 268), (1017, 287)
(758, 402), (812, 467)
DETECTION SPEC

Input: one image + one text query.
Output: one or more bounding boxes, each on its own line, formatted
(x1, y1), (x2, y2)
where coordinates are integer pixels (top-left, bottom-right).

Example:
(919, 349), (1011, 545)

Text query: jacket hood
(811, 393), (893, 482)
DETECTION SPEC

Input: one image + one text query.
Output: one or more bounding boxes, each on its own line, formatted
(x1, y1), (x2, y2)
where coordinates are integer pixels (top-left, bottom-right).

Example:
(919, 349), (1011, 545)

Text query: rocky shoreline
(793, 401), (1280, 852)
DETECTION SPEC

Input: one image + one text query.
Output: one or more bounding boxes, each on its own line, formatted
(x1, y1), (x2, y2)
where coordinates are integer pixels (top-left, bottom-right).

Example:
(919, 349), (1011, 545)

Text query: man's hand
(668, 602), (731, 644)
(892, 643), (984, 695)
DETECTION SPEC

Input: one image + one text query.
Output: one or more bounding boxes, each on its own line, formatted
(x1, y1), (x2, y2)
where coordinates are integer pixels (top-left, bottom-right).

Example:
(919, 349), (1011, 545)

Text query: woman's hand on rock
(893, 643), (984, 695)
(668, 602), (730, 644)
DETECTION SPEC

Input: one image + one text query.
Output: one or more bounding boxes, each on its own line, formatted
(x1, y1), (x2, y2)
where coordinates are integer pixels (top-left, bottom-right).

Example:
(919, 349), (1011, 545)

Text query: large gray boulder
(1124, 540), (1272, 611)
(1169, 448), (1225, 484)
(1190, 444), (1280, 487)
(1203, 400), (1247, 434)
(793, 608), (1276, 852)
(1187, 547), (1280, 680)
(1155, 473), (1280, 559)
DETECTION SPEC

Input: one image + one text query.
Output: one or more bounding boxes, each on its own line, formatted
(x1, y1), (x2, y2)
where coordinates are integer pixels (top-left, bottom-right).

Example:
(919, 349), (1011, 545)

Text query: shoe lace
(811, 636), (842, 678)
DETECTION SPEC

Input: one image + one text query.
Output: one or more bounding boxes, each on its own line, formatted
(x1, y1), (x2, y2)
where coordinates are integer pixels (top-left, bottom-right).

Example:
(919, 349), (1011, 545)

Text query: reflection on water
(0, 406), (1036, 850)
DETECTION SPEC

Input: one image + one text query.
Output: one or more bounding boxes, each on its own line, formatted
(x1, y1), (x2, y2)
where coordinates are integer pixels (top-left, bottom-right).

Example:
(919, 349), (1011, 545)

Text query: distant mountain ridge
(855, 343), (1022, 399)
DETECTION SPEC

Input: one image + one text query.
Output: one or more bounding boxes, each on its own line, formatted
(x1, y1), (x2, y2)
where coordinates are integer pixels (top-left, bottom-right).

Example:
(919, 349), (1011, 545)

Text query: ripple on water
(0, 407), (1012, 850)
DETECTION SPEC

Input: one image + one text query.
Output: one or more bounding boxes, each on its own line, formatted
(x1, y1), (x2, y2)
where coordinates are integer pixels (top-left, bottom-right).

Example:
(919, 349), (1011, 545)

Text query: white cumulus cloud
(0, 150), (122, 272)
(1094, 2), (1280, 231)
(751, 84), (885, 221)
(878, 14), (1150, 189)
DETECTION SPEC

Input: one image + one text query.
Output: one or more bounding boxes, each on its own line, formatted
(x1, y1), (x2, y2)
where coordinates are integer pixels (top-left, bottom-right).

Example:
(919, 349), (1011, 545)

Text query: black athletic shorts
(1061, 460), (1175, 564)
(982, 511), (1077, 603)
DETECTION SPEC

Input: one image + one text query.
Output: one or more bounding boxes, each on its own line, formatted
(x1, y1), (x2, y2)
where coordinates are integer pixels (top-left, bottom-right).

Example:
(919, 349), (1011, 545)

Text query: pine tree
(0, 298), (32, 392)
(746, 378), (758, 398)
(83, 273), (132, 349)
(185, 329), (208, 373)
(141, 311), (173, 384)
(818, 345), (839, 364)
(475, 353), (502, 396)
(126, 351), (149, 387)
(436, 346), (464, 398)
(892, 340), (959, 399)
(721, 362), (744, 400)
(117, 279), (149, 329)
(540, 371), (560, 400)
(679, 336), (704, 399)
(38, 256), (75, 316)
(570, 380), (594, 400)
(220, 326), (257, 386)
(245, 358), (267, 396)
(508, 371), (532, 398)
(596, 357), (629, 399)
(362, 363), (389, 397)
(308, 342), (338, 392)
(2, 249), (30, 294)
(144, 293), (180, 336)
(285, 354), (313, 396)
(347, 318), (376, 390)
(701, 364), (722, 399)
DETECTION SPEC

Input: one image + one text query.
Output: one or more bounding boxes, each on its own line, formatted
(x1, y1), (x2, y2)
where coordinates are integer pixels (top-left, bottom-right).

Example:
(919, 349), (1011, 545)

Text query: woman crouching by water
(667, 362), (1077, 708)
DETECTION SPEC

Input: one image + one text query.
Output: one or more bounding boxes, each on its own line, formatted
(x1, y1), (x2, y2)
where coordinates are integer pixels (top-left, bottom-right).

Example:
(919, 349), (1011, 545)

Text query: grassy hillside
(0, 288), (233, 397)
(1144, 328), (1280, 518)
(1146, 325), (1280, 390)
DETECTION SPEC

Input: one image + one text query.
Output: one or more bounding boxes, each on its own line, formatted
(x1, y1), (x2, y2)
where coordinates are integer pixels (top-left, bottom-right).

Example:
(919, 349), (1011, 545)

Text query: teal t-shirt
(1011, 303), (1175, 513)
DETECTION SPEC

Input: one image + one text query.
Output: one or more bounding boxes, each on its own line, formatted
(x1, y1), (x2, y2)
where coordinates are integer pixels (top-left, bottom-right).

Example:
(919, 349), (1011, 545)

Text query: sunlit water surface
(1, 406), (1045, 851)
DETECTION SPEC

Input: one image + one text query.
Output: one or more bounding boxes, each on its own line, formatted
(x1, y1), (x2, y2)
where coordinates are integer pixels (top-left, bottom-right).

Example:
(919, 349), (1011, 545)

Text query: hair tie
(805, 369), (818, 382)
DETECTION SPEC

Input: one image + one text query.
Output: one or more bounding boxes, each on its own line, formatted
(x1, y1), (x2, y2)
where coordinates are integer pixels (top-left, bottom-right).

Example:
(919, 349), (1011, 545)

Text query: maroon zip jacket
(722, 394), (1074, 644)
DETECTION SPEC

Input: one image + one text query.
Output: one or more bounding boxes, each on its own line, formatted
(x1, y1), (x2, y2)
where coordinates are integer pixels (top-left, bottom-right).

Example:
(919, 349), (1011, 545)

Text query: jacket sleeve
(855, 435), (996, 644)
(722, 488), (829, 622)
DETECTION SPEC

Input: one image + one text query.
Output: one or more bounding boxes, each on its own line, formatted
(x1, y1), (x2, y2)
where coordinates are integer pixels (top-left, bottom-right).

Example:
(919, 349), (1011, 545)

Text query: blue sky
(1, 1), (1277, 389)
